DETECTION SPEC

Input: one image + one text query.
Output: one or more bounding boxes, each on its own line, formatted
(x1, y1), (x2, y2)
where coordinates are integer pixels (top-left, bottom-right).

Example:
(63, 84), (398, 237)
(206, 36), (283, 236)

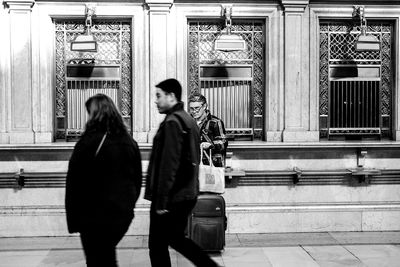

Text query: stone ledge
(2, 140), (400, 149)
(2, 201), (400, 215)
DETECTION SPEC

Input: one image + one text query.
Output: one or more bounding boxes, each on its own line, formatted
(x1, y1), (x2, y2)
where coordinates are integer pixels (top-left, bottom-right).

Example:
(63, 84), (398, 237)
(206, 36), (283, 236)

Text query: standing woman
(65, 94), (142, 267)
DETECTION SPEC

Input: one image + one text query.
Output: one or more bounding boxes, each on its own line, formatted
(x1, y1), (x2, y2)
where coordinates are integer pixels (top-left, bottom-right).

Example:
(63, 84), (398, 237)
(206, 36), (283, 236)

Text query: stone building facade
(0, 0), (400, 236)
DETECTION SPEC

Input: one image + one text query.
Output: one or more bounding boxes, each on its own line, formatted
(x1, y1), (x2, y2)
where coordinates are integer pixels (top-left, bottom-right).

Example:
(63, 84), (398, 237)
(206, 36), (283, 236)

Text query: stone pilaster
(145, 0), (175, 141)
(281, 0), (319, 142)
(396, 47), (400, 140)
(2, 0), (35, 144)
(0, 3), (8, 143)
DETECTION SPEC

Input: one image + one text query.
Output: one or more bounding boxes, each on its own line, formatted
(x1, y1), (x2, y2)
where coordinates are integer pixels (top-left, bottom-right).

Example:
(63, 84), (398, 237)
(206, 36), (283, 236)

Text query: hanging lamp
(353, 6), (380, 52)
(214, 5), (246, 52)
(71, 5), (97, 52)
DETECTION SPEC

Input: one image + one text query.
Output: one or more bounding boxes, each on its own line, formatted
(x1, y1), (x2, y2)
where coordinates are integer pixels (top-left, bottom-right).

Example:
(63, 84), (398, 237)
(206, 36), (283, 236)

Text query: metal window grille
(329, 80), (380, 136)
(66, 80), (119, 136)
(199, 65), (253, 138)
(319, 21), (393, 139)
(188, 20), (264, 140)
(201, 80), (252, 136)
(55, 20), (132, 140)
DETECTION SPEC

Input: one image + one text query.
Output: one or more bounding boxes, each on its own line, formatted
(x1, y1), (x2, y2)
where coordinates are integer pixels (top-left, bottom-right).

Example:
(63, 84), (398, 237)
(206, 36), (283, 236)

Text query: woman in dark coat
(65, 94), (142, 267)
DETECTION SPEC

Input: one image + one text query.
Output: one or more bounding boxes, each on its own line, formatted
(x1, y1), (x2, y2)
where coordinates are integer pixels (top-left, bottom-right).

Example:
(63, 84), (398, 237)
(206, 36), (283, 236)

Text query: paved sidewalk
(1, 232), (400, 266)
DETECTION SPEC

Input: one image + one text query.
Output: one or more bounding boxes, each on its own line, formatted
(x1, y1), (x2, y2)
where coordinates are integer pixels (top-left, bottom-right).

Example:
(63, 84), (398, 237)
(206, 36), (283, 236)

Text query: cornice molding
(3, 0), (35, 11)
(280, 0), (309, 13)
(310, 0), (399, 4)
(310, 6), (400, 18)
(145, 0), (173, 12)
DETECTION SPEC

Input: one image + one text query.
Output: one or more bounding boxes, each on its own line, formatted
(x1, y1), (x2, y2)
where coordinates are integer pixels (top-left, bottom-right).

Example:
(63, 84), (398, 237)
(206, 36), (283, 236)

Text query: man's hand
(201, 142), (212, 149)
(156, 209), (169, 215)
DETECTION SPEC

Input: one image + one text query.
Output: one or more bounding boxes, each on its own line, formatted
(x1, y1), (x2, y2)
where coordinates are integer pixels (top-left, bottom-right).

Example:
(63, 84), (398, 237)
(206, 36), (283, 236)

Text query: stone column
(145, 0), (176, 141)
(2, 0), (35, 144)
(281, 0), (319, 142)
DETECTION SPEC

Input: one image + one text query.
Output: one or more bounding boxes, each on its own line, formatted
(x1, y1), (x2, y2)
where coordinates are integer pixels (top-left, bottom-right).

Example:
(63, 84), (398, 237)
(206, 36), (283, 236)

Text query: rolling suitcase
(189, 194), (226, 252)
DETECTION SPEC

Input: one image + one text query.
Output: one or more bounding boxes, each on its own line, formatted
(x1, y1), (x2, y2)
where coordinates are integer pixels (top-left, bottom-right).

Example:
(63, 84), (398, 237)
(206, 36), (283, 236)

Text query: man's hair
(84, 94), (127, 135)
(155, 78), (182, 101)
(188, 92), (207, 105)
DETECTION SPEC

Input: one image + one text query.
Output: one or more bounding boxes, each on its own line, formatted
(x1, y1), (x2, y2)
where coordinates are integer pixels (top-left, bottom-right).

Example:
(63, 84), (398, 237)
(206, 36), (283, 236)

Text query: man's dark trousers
(148, 199), (218, 267)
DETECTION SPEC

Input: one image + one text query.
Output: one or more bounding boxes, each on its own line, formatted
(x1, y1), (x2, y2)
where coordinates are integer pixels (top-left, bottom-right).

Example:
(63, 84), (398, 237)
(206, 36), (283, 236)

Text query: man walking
(145, 78), (219, 267)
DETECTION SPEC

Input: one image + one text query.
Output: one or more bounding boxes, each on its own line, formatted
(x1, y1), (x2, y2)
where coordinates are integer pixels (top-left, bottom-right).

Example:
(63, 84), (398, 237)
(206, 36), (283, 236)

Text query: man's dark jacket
(144, 102), (200, 210)
(65, 130), (142, 233)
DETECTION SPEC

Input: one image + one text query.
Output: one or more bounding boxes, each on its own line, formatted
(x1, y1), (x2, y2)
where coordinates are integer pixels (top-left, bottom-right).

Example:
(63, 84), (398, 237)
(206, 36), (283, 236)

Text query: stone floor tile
(302, 245), (365, 267)
(38, 249), (86, 267)
(262, 246), (319, 267)
(169, 249), (178, 267)
(129, 248), (151, 267)
(223, 262), (267, 267)
(210, 254), (224, 266)
(116, 249), (134, 267)
(130, 249), (223, 267)
(0, 250), (49, 267)
(221, 247), (272, 267)
(175, 252), (223, 267)
(330, 231), (400, 245)
(0, 237), (68, 251)
(345, 245), (400, 267)
(118, 235), (144, 248)
(238, 232), (338, 247)
(176, 252), (194, 267)
(3, 233), (400, 267)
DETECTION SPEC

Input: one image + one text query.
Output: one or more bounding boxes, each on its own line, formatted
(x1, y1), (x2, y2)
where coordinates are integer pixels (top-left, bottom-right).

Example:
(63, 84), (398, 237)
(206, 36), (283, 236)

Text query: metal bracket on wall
(357, 148), (368, 167)
(348, 168), (381, 184)
(293, 167), (301, 184)
(225, 169), (245, 188)
(14, 168), (25, 189)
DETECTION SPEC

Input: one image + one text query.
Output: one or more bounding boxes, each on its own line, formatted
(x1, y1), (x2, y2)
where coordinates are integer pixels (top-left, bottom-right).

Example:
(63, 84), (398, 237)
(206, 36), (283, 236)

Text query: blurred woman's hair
(84, 94), (127, 135)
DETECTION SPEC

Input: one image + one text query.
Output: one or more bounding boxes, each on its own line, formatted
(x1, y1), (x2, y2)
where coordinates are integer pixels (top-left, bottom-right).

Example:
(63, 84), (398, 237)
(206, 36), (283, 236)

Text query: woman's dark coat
(65, 131), (142, 233)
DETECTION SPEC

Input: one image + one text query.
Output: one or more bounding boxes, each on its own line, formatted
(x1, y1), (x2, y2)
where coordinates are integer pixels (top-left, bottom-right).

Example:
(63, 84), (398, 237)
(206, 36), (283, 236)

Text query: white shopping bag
(198, 147), (225, 194)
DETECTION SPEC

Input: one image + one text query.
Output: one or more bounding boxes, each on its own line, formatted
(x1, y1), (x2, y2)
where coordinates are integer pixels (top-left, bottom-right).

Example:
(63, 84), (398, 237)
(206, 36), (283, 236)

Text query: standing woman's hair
(84, 94), (127, 135)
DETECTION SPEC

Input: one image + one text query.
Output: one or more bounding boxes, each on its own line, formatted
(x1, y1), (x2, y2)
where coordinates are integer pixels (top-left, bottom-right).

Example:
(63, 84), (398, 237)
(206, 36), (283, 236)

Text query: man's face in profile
(155, 88), (174, 114)
(189, 101), (206, 120)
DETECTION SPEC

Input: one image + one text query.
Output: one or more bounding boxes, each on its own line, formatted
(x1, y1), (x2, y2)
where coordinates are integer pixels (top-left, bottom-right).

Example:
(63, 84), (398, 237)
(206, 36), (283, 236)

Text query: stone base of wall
(1, 202), (400, 237)
(1, 185), (400, 237)
(282, 130), (320, 142)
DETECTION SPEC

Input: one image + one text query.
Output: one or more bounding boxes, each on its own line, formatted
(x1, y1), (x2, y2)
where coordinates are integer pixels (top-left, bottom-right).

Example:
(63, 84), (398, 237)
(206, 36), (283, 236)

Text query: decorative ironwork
(188, 20), (264, 140)
(319, 21), (393, 138)
(319, 33), (329, 117)
(55, 20), (132, 140)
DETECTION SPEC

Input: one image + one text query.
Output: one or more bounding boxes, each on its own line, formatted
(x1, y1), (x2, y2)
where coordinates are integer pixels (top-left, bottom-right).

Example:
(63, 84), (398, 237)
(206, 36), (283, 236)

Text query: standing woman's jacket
(65, 130), (142, 233)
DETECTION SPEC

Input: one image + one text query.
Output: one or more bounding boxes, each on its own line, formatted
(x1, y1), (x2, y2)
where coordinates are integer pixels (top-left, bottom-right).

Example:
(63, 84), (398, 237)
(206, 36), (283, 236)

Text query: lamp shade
(355, 34), (380, 51)
(214, 33), (246, 52)
(71, 34), (97, 52)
